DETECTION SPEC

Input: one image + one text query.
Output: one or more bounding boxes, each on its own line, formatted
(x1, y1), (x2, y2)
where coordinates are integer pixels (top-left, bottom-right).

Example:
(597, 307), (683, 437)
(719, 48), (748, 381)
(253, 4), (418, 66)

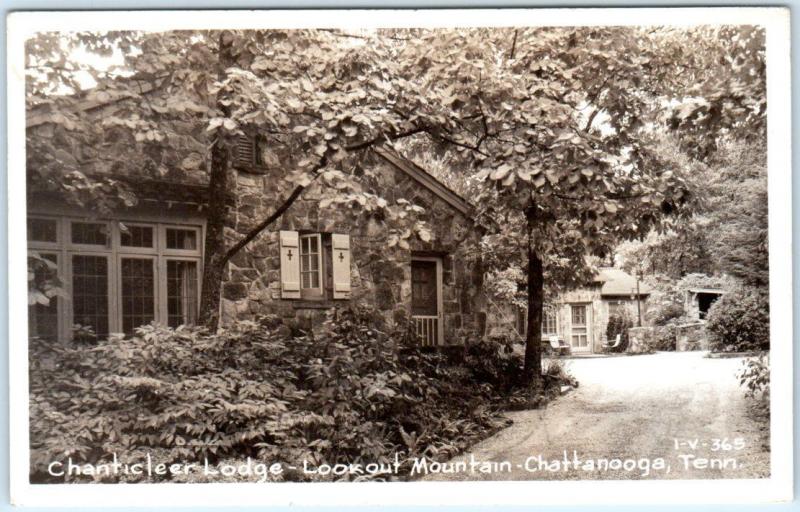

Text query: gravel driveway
(421, 351), (769, 481)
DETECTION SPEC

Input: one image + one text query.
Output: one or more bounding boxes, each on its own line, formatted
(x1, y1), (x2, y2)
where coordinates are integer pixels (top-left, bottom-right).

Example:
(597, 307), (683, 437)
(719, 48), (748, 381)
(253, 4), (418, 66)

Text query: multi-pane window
(28, 253), (60, 341)
(542, 306), (558, 336)
(71, 222), (109, 246)
(28, 218), (58, 243)
(167, 260), (198, 328)
(166, 228), (198, 251)
(26, 216), (202, 341)
(299, 233), (323, 297)
(121, 225), (154, 248)
(71, 254), (110, 339)
(121, 258), (156, 334)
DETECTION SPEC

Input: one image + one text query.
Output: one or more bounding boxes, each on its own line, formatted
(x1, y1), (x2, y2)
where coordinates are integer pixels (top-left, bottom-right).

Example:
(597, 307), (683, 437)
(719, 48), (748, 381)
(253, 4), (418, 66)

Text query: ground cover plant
(29, 306), (571, 483)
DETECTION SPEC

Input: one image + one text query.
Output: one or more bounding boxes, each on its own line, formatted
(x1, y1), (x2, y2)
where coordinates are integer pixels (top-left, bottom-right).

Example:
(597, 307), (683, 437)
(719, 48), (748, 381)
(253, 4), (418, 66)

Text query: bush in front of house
(605, 312), (633, 353)
(29, 306), (541, 483)
(706, 287), (770, 352)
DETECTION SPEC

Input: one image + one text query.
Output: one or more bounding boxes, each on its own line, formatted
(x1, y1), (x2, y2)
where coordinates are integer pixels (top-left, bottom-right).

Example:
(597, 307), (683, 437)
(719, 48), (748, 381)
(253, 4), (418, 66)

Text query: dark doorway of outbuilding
(697, 292), (722, 319)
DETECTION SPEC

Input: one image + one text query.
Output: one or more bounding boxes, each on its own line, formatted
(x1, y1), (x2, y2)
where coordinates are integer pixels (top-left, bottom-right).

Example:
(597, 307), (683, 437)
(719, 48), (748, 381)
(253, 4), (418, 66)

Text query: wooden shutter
(331, 234), (351, 299)
(234, 135), (255, 168)
(279, 230), (301, 299)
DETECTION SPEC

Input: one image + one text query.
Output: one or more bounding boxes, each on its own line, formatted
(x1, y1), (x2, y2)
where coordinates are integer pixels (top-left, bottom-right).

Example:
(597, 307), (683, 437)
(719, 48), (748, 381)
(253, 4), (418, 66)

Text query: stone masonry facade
(220, 150), (486, 342)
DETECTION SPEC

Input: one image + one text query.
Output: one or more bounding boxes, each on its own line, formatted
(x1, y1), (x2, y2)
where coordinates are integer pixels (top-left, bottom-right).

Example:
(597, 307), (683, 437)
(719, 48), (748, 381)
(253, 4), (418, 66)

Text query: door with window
(569, 304), (592, 353)
(411, 257), (443, 346)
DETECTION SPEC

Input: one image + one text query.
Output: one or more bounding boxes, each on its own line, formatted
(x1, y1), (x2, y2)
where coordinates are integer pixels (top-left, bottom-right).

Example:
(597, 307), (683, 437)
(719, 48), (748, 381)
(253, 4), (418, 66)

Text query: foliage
(27, 252), (64, 307)
(738, 353), (770, 402)
(29, 306), (555, 483)
(706, 288), (770, 352)
(616, 138), (768, 287)
(605, 312), (633, 353)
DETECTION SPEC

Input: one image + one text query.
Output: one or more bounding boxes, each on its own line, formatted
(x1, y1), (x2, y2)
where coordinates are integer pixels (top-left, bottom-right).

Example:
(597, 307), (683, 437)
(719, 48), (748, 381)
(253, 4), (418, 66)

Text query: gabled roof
(593, 267), (651, 297)
(374, 146), (473, 218)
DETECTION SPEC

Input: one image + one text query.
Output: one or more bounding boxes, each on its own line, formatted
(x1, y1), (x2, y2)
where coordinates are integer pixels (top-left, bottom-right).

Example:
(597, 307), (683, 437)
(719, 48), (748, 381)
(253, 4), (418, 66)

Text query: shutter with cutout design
(331, 234), (351, 299)
(279, 230), (301, 299)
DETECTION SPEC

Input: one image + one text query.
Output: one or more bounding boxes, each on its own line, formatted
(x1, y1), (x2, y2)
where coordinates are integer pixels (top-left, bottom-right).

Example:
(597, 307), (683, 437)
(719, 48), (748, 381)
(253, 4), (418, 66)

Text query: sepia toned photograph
(7, 7), (792, 507)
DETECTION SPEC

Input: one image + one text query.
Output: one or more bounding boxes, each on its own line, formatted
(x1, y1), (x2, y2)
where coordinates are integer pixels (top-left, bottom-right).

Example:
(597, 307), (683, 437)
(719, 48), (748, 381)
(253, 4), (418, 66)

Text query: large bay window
(27, 215), (203, 341)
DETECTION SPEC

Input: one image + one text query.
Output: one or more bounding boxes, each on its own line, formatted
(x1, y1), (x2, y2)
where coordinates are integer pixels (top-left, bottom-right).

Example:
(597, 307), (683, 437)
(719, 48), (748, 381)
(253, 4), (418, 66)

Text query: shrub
(706, 288), (769, 352)
(738, 353), (770, 401)
(29, 306), (536, 483)
(605, 312), (633, 353)
(651, 303), (685, 326)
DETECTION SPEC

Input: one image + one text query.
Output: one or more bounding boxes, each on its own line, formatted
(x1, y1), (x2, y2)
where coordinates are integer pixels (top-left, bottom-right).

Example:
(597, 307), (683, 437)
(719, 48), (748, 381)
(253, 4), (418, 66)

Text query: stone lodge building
(26, 90), (486, 346)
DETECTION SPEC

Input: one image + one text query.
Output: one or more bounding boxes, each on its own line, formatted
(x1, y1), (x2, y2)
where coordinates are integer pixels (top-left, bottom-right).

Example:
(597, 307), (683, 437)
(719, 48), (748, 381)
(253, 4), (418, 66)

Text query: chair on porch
(602, 334), (623, 352)
(548, 335), (571, 356)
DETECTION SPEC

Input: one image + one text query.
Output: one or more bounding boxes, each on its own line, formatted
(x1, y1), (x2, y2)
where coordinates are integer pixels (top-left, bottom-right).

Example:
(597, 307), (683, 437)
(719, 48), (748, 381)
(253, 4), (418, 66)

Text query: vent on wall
(234, 135), (256, 168)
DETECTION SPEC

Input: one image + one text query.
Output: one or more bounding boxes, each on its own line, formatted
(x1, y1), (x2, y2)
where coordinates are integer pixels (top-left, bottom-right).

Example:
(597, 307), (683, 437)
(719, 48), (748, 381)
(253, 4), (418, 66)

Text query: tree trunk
(198, 31), (235, 331)
(523, 206), (544, 384)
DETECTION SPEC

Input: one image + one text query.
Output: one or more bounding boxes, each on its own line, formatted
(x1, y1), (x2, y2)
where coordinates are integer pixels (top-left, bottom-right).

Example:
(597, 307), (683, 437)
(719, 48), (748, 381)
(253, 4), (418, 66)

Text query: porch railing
(413, 315), (439, 347)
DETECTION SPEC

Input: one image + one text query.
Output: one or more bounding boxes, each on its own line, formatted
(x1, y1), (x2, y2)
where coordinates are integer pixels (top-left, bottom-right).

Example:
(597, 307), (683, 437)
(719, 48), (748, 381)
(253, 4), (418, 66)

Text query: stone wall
(220, 150), (485, 343)
(675, 322), (708, 351)
(627, 326), (654, 354)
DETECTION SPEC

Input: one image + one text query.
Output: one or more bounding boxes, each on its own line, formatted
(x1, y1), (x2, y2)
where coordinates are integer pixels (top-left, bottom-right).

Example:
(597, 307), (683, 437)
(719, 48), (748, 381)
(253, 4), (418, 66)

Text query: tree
(616, 137), (768, 287)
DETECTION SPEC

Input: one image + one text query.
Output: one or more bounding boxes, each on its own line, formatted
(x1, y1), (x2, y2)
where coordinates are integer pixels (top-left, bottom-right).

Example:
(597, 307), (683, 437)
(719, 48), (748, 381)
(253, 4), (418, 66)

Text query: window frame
(118, 254), (158, 335)
(118, 222), (158, 255)
(27, 216), (60, 248)
(68, 220), (112, 251)
(162, 224), (202, 256)
(26, 214), (204, 341)
(68, 252), (113, 339)
(299, 232), (324, 299)
(542, 305), (558, 336)
(161, 256), (202, 329)
(28, 250), (62, 341)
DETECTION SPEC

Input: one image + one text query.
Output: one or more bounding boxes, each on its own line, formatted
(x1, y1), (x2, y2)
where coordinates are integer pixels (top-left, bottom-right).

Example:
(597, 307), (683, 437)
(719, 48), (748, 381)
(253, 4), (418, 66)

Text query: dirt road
(422, 351), (769, 481)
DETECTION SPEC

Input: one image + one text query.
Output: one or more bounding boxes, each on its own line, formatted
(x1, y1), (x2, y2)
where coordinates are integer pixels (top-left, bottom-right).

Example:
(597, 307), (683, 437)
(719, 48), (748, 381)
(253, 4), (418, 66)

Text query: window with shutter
(279, 230), (301, 299)
(331, 234), (351, 299)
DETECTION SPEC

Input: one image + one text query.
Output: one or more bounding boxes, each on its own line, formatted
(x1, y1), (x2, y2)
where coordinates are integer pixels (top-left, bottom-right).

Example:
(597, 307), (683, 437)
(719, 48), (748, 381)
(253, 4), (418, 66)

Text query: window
(28, 218), (58, 243)
(27, 216), (203, 341)
(120, 258), (155, 334)
(166, 228), (198, 250)
(279, 230), (351, 301)
(28, 253), (59, 340)
(167, 260), (198, 327)
(121, 225), (154, 248)
(299, 233), (323, 297)
(542, 306), (558, 336)
(71, 222), (109, 246)
(72, 255), (110, 339)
